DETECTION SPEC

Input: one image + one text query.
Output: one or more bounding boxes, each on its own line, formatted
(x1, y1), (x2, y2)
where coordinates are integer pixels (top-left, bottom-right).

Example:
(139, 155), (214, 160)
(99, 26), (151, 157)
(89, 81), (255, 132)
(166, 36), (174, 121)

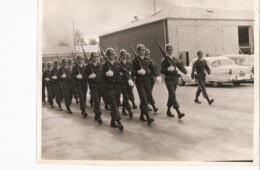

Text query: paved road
(41, 83), (254, 161)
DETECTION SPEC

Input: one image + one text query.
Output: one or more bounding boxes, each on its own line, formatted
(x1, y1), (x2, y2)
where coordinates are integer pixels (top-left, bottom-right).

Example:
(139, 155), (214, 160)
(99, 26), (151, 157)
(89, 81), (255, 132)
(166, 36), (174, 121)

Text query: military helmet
(90, 52), (99, 59)
(119, 49), (127, 57)
(76, 54), (84, 60)
(165, 44), (174, 51)
(136, 44), (145, 51)
(105, 48), (116, 56)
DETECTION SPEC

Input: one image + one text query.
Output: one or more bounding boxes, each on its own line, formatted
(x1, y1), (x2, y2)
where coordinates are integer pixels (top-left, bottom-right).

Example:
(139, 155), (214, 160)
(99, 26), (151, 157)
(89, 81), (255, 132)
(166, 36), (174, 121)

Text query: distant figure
(191, 51), (214, 105)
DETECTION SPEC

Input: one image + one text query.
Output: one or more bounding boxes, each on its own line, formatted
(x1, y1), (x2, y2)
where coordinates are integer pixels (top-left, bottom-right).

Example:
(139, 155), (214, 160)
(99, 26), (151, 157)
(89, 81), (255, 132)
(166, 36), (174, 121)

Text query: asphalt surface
(41, 82), (254, 161)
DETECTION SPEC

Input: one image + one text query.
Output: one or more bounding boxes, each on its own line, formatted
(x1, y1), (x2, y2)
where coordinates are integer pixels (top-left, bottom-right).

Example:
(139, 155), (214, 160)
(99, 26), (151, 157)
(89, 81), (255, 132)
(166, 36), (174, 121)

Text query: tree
(89, 38), (98, 45)
(74, 30), (87, 46)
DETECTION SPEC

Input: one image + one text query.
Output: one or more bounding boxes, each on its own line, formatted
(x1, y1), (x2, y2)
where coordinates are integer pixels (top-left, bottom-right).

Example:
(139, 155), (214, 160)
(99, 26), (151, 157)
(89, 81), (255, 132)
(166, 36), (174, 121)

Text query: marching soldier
(145, 48), (159, 112)
(42, 62), (46, 104)
(126, 52), (137, 109)
(101, 48), (135, 131)
(132, 44), (162, 125)
(160, 44), (186, 119)
(119, 49), (133, 118)
(43, 61), (54, 108)
(51, 59), (62, 110)
(68, 58), (79, 104)
(71, 55), (88, 117)
(84, 52), (103, 124)
(58, 58), (73, 114)
(191, 51), (214, 105)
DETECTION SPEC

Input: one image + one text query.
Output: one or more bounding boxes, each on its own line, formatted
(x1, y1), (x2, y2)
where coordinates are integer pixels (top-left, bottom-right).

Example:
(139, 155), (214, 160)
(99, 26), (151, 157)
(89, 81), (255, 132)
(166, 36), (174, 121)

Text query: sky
(42, 0), (254, 52)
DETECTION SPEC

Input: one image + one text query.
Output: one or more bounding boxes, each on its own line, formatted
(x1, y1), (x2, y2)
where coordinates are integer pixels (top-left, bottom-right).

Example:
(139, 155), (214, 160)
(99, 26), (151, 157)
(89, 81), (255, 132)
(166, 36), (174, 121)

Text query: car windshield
(211, 59), (233, 67)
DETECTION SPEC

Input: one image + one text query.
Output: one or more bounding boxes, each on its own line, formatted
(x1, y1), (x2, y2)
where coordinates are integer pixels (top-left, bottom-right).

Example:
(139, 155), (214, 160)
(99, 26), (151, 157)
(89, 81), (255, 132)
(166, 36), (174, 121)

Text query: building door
(238, 26), (253, 54)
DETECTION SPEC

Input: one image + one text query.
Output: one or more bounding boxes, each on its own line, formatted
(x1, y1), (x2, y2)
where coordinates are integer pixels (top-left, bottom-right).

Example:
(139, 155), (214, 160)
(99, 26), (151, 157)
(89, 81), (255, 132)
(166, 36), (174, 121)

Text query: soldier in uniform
(145, 48), (159, 112)
(191, 51), (214, 105)
(57, 58), (73, 114)
(160, 44), (186, 119)
(71, 55), (88, 117)
(42, 62), (46, 104)
(119, 49), (133, 118)
(132, 44), (162, 125)
(126, 52), (137, 109)
(51, 59), (62, 110)
(101, 48), (134, 131)
(43, 61), (54, 108)
(68, 58), (79, 104)
(84, 52), (103, 124)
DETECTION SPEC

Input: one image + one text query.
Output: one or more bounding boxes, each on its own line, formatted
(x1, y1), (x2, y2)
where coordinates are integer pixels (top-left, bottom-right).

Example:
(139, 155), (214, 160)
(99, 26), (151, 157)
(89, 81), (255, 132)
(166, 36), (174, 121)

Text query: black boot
(128, 110), (133, 119)
(116, 120), (124, 131)
(148, 105), (153, 111)
(152, 104), (158, 113)
(67, 107), (72, 114)
(75, 98), (79, 104)
(94, 114), (102, 124)
(167, 107), (174, 117)
(122, 107), (128, 115)
(105, 103), (110, 110)
(110, 118), (118, 128)
(176, 108), (185, 119)
(194, 98), (201, 104)
(139, 113), (147, 122)
(132, 101), (137, 109)
(58, 104), (63, 110)
(146, 113), (154, 125)
(206, 97), (214, 105)
(81, 110), (88, 118)
(50, 104), (54, 108)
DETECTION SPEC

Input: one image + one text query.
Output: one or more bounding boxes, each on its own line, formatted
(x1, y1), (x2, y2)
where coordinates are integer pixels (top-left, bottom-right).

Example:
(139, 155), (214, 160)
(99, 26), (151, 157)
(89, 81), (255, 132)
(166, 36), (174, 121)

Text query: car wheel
(233, 82), (241, 86)
(211, 81), (220, 87)
(177, 75), (186, 86)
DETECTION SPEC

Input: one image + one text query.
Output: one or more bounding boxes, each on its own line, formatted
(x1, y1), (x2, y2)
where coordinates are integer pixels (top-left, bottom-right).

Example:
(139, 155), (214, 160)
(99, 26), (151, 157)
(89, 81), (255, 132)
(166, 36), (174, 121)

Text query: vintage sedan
(223, 54), (254, 74)
(177, 56), (254, 86)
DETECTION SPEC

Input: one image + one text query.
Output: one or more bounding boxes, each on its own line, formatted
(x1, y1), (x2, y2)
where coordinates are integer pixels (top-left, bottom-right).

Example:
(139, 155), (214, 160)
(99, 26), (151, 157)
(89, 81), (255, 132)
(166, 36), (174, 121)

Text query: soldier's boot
(75, 98), (79, 104)
(176, 108), (185, 119)
(148, 105), (153, 111)
(206, 97), (214, 105)
(66, 107), (72, 114)
(132, 101), (137, 109)
(58, 104), (63, 110)
(90, 101), (94, 108)
(152, 104), (158, 113)
(194, 98), (201, 104)
(110, 118), (118, 128)
(94, 114), (102, 124)
(105, 103), (111, 110)
(127, 109), (133, 119)
(50, 104), (54, 108)
(81, 110), (88, 118)
(116, 120), (124, 131)
(122, 107), (128, 115)
(166, 106), (174, 117)
(139, 113), (147, 122)
(145, 113), (154, 125)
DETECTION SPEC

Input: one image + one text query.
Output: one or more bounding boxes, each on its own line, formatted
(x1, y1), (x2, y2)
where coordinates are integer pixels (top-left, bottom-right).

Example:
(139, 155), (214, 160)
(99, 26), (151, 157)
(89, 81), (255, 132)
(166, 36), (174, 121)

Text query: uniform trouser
(116, 87), (122, 106)
(121, 82), (131, 111)
(127, 86), (135, 103)
(52, 83), (61, 106)
(165, 77), (179, 109)
(61, 82), (71, 108)
(71, 81), (78, 100)
(46, 85), (54, 106)
(196, 74), (208, 98)
(135, 79), (153, 115)
(42, 81), (46, 102)
(150, 76), (155, 90)
(58, 82), (64, 100)
(148, 76), (156, 105)
(89, 83), (102, 116)
(101, 84), (110, 104)
(75, 83), (88, 111)
(106, 84), (121, 121)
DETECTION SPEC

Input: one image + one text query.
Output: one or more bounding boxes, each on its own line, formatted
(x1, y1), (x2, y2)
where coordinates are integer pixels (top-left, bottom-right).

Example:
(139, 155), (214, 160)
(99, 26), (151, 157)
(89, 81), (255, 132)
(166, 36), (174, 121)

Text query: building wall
(167, 19), (254, 61)
(99, 20), (166, 68)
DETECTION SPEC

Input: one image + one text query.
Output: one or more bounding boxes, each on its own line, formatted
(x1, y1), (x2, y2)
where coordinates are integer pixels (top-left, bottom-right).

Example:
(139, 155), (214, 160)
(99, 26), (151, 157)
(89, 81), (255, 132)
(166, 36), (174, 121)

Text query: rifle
(56, 54), (65, 74)
(154, 38), (176, 70)
(81, 45), (94, 73)
(71, 51), (81, 74)
(115, 47), (131, 73)
(99, 45), (111, 70)
(129, 43), (143, 69)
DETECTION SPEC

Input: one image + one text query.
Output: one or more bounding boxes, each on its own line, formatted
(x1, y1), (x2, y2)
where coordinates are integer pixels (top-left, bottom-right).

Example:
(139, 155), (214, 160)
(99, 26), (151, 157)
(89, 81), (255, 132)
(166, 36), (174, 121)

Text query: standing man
(145, 48), (159, 112)
(191, 51), (214, 105)
(42, 62), (46, 104)
(160, 44), (186, 119)
(84, 52), (103, 124)
(43, 61), (54, 108)
(101, 48), (134, 131)
(132, 44), (162, 125)
(72, 55), (88, 117)
(51, 59), (62, 110)
(58, 58), (73, 114)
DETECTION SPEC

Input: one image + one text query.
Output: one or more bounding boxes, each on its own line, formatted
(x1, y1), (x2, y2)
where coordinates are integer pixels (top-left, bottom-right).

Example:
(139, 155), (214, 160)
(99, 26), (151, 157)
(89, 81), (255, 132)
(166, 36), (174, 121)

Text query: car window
(211, 60), (221, 67)
(234, 58), (245, 64)
(220, 59), (234, 66)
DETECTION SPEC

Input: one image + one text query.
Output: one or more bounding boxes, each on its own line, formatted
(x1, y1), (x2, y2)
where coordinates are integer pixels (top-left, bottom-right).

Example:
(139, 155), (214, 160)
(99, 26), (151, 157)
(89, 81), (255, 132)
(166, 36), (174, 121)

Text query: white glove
(106, 70), (114, 77)
(52, 76), (57, 80)
(45, 78), (50, 81)
(167, 66), (174, 72)
(128, 79), (135, 87)
(89, 73), (96, 79)
(156, 76), (162, 83)
(120, 72), (123, 76)
(76, 74), (82, 79)
(138, 69), (146, 75)
(61, 74), (66, 78)
(129, 71), (131, 75)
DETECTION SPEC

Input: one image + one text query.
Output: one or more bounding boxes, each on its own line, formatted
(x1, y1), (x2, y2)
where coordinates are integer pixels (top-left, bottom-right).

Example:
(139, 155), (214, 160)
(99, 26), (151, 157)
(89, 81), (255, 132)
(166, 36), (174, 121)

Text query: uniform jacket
(42, 69), (52, 86)
(84, 62), (102, 84)
(191, 58), (211, 76)
(160, 56), (187, 78)
(71, 64), (87, 84)
(57, 67), (72, 83)
(51, 67), (60, 84)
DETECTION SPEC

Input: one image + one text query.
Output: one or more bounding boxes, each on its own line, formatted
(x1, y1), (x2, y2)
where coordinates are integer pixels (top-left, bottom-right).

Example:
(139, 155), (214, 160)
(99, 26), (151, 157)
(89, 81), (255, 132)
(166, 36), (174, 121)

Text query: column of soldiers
(42, 44), (214, 131)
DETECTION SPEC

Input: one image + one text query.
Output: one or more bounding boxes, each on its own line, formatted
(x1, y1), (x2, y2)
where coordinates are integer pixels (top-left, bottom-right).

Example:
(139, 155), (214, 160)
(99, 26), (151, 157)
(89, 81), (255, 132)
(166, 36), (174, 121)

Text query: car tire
(233, 82), (241, 86)
(177, 75), (186, 86)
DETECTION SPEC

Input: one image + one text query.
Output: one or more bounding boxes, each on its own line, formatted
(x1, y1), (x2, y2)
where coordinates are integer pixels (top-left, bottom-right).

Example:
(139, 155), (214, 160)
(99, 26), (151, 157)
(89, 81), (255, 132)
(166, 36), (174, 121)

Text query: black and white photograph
(38, 0), (259, 165)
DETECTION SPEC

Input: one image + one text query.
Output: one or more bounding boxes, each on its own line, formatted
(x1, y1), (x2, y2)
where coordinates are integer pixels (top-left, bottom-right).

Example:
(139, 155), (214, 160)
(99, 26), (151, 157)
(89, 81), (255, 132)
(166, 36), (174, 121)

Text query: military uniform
(67, 64), (79, 104)
(132, 54), (159, 124)
(51, 67), (62, 109)
(58, 66), (73, 113)
(43, 69), (54, 107)
(191, 58), (214, 105)
(42, 63), (46, 104)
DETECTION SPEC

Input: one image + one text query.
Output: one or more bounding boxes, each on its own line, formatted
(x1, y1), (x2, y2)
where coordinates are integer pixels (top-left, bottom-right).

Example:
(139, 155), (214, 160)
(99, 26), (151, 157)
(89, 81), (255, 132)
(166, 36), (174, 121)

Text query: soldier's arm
(83, 65), (90, 80)
(205, 61), (211, 75)
(71, 66), (77, 80)
(149, 60), (159, 77)
(160, 59), (168, 75)
(120, 64), (131, 80)
(131, 59), (138, 77)
(191, 62), (196, 79)
(177, 61), (187, 74)
(101, 63), (107, 81)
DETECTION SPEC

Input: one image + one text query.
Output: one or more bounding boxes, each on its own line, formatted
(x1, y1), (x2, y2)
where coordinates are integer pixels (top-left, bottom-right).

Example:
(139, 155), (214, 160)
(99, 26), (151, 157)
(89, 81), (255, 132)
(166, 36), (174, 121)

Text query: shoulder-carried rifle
(154, 38), (176, 70)
(99, 45), (112, 70)
(56, 54), (65, 74)
(81, 45), (94, 73)
(129, 43), (143, 69)
(71, 51), (81, 74)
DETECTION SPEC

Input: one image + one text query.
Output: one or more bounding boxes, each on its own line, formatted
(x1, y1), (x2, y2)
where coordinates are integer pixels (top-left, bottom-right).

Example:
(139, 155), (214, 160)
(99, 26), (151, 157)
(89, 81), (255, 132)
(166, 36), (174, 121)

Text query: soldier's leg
(42, 81), (46, 104)
(58, 83), (64, 102)
(200, 75), (214, 105)
(46, 85), (54, 108)
(145, 80), (158, 112)
(121, 84), (133, 119)
(172, 77), (185, 119)
(76, 85), (88, 117)
(90, 85), (102, 124)
(102, 84), (110, 110)
(72, 82), (79, 104)
(62, 83), (72, 114)
(53, 84), (62, 110)
(127, 86), (137, 109)
(165, 81), (175, 117)
(83, 83), (88, 107)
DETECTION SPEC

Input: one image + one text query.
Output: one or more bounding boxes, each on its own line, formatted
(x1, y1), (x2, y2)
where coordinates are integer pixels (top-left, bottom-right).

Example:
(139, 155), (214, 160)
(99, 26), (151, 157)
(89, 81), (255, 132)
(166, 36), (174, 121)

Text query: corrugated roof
(100, 6), (253, 37)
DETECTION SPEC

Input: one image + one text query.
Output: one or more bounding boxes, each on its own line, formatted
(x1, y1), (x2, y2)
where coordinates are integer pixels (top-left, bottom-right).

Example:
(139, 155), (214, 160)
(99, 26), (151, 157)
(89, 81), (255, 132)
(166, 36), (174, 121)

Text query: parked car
(177, 56), (254, 86)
